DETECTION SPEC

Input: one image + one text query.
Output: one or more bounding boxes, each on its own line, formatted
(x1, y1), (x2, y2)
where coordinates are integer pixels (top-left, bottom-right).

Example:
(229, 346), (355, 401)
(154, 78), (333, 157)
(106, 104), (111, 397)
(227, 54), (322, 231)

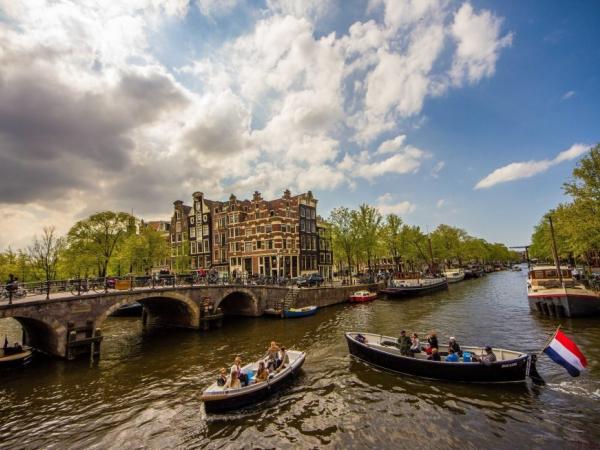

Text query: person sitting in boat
(397, 330), (412, 356)
(226, 356), (243, 389)
(255, 361), (269, 383)
(445, 348), (459, 362)
(427, 332), (439, 351)
(266, 341), (281, 371)
(216, 367), (228, 387)
(427, 348), (441, 361)
(448, 337), (462, 357)
(410, 333), (421, 356)
(473, 346), (497, 365)
(277, 346), (290, 371)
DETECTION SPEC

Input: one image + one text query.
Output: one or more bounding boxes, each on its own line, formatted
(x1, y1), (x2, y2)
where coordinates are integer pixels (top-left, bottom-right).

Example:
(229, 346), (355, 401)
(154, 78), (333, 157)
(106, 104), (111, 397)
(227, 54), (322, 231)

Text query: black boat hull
(380, 280), (448, 298)
(346, 334), (530, 383)
(203, 355), (305, 413)
(0, 349), (33, 370)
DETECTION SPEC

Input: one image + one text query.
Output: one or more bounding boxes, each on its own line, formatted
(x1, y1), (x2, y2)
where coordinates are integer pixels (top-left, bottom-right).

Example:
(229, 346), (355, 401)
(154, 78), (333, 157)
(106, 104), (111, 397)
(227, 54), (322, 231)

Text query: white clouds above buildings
(475, 143), (590, 189)
(0, 0), (513, 248)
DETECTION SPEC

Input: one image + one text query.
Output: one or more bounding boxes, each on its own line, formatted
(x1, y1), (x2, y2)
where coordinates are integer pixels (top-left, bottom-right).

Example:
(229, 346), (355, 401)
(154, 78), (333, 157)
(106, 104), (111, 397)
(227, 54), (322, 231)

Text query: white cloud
(431, 161), (445, 178)
(0, 0), (513, 248)
(196, 0), (241, 17)
(450, 3), (513, 85)
(475, 143), (591, 189)
(375, 192), (416, 215)
(436, 199), (446, 208)
(562, 90), (576, 100)
(356, 146), (430, 180)
(377, 134), (406, 154)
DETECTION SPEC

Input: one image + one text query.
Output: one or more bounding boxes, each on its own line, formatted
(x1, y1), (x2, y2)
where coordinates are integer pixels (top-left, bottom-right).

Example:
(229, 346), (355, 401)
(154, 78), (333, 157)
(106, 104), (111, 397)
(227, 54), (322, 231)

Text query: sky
(0, 0), (599, 250)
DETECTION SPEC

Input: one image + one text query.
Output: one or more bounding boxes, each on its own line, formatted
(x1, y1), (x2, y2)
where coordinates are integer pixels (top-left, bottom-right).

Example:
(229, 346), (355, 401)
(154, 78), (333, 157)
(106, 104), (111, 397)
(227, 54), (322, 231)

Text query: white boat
(443, 268), (465, 283)
(201, 350), (306, 412)
(380, 272), (448, 298)
(527, 265), (600, 317)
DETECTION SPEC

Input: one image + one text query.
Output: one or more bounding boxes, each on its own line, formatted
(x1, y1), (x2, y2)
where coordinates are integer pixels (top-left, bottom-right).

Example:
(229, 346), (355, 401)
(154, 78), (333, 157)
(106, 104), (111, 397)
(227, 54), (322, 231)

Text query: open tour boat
(380, 273), (448, 298)
(349, 290), (377, 303)
(201, 350), (306, 412)
(443, 268), (465, 283)
(346, 332), (540, 384)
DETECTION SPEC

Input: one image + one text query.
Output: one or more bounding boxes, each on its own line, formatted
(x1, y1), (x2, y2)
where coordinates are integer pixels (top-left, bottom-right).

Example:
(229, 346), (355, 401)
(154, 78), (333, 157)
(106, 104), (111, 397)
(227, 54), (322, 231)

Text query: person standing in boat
(448, 337), (462, 357)
(397, 331), (412, 356)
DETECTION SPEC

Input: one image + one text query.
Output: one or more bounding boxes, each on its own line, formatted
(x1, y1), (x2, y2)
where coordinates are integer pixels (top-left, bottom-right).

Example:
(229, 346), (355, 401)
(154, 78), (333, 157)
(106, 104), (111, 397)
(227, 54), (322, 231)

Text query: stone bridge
(0, 285), (288, 359)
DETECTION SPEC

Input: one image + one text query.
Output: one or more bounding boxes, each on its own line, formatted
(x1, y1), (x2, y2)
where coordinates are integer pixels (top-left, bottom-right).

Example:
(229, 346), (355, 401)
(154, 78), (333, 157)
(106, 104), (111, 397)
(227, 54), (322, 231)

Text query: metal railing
(0, 275), (364, 304)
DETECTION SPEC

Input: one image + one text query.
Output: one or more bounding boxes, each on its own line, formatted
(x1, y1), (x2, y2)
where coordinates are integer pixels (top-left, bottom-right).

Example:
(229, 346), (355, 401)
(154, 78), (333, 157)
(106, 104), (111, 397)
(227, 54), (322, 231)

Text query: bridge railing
(0, 275), (357, 304)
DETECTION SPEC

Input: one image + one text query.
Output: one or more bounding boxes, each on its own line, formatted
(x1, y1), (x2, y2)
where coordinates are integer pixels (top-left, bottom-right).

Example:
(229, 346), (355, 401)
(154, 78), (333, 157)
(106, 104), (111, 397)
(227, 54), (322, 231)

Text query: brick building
(168, 189), (332, 278)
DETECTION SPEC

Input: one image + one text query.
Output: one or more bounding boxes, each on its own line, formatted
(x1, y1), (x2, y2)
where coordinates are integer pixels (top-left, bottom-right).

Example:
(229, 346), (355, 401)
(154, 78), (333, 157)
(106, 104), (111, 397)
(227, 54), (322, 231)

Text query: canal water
(1, 270), (599, 449)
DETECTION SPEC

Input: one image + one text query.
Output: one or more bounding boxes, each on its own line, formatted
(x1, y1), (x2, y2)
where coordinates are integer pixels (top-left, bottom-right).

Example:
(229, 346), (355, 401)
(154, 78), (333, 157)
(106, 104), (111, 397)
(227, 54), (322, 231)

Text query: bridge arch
(8, 315), (67, 357)
(96, 292), (201, 330)
(214, 289), (260, 316)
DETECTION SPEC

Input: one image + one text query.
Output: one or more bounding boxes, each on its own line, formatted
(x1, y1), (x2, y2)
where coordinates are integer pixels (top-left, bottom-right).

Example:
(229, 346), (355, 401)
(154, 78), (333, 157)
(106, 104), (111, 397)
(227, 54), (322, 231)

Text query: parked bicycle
(70, 279), (102, 296)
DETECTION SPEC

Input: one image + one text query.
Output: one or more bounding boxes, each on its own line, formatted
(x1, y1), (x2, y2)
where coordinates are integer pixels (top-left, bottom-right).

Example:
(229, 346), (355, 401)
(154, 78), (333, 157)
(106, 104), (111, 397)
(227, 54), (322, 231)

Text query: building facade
(168, 189), (332, 278)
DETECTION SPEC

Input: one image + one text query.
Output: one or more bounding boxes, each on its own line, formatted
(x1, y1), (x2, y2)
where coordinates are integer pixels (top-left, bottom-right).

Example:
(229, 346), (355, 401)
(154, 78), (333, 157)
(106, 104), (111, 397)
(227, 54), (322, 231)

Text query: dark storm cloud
(0, 55), (189, 204)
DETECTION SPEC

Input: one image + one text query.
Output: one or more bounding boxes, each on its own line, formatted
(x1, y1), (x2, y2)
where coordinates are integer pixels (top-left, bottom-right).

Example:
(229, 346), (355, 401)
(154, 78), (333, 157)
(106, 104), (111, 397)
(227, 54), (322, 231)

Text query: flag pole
(538, 324), (561, 356)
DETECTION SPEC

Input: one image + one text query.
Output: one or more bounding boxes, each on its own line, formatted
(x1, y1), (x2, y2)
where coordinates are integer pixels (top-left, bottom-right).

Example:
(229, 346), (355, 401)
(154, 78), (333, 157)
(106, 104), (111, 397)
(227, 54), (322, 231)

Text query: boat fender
(528, 354), (545, 386)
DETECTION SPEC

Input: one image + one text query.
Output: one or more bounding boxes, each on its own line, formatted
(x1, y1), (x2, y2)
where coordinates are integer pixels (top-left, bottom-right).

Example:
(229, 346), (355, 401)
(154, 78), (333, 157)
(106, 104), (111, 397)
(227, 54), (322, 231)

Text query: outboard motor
(528, 354), (545, 385)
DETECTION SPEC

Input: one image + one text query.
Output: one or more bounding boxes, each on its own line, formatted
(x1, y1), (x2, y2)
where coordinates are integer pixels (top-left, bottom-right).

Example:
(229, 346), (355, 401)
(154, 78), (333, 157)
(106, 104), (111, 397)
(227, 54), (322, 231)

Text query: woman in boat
(226, 356), (243, 389)
(265, 341), (280, 371)
(410, 333), (421, 356)
(427, 332), (439, 351)
(277, 346), (290, 371)
(255, 361), (269, 383)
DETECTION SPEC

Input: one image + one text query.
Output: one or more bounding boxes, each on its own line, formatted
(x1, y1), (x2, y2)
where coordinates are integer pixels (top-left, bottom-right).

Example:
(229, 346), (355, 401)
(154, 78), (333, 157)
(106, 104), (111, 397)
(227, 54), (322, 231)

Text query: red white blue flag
(543, 329), (587, 377)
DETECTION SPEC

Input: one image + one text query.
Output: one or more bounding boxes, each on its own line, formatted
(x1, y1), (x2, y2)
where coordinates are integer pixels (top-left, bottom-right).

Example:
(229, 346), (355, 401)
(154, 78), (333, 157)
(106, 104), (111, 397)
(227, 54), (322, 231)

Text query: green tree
(28, 226), (65, 283)
(115, 226), (170, 275)
(66, 211), (134, 277)
(381, 214), (404, 271)
(329, 207), (357, 278)
(351, 204), (382, 274)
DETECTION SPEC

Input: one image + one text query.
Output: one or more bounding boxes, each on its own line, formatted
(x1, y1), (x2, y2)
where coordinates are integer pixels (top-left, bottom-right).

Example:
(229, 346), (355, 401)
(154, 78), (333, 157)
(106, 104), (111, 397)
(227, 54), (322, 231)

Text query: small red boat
(349, 290), (377, 303)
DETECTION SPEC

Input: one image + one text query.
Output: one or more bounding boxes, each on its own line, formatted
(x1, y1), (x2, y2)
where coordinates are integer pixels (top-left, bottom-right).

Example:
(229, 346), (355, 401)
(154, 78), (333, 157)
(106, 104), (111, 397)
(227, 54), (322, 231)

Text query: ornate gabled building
(168, 189), (332, 278)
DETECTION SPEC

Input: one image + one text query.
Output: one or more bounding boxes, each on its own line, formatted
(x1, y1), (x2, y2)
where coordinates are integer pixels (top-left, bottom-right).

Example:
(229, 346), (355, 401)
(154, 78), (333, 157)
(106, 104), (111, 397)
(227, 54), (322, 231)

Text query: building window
(265, 225), (272, 233)
(203, 239), (210, 253)
(203, 225), (209, 236)
(311, 209), (316, 219)
(245, 242), (252, 252)
(176, 210), (181, 220)
(190, 228), (196, 238)
(203, 214), (208, 223)
(311, 222), (316, 233)
(300, 220), (305, 232)
(191, 242), (197, 254)
(257, 240), (262, 249)
(177, 233), (182, 242)
(190, 216), (195, 225)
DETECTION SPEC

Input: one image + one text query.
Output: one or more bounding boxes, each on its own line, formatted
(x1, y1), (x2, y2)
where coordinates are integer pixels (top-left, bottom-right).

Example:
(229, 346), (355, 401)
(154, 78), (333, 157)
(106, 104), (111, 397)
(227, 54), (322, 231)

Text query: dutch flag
(543, 329), (588, 377)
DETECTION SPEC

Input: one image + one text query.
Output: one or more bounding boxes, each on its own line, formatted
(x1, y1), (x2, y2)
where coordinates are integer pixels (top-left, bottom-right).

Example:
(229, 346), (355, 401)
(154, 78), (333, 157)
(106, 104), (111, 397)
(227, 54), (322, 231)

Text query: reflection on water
(1, 270), (599, 449)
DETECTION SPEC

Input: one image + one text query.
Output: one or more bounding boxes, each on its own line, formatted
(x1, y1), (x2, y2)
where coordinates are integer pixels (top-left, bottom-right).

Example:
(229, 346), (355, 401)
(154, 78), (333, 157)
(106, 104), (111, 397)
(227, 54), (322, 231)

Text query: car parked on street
(297, 273), (324, 287)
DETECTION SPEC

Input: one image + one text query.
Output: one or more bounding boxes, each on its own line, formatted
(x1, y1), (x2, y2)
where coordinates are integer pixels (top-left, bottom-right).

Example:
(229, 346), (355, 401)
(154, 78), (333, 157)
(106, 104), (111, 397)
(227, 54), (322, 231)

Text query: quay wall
(294, 282), (384, 309)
